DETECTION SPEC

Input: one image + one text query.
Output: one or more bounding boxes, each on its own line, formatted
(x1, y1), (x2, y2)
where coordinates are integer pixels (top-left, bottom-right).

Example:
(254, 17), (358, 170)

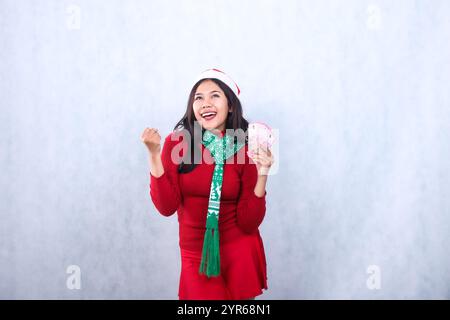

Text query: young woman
(141, 69), (274, 300)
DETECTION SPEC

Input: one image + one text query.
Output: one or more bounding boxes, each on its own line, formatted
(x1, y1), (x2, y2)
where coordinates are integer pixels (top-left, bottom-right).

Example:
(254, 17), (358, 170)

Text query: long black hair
(174, 78), (249, 173)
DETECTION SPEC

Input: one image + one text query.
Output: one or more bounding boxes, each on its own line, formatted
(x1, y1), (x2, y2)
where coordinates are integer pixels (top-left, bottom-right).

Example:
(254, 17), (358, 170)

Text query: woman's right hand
(141, 127), (161, 155)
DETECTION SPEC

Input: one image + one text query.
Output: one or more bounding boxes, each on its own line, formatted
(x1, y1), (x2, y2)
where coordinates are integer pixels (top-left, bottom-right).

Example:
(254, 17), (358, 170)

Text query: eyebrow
(194, 90), (221, 96)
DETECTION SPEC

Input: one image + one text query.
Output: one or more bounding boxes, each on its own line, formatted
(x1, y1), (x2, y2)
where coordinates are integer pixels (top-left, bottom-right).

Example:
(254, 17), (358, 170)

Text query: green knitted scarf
(199, 129), (245, 277)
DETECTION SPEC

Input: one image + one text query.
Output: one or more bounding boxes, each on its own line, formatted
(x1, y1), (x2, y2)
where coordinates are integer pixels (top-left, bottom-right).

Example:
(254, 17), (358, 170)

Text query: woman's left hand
(248, 144), (275, 176)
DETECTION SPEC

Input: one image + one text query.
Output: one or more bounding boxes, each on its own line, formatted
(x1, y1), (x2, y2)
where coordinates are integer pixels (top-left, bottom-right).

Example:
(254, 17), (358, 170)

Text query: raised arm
(142, 129), (182, 217)
(236, 159), (267, 234)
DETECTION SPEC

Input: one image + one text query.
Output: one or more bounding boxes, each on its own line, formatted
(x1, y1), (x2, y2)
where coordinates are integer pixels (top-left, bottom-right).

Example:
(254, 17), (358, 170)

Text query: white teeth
(202, 112), (216, 118)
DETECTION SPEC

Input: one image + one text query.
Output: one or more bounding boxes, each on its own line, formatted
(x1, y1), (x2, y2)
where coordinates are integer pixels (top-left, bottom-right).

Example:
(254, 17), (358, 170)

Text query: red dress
(149, 130), (268, 300)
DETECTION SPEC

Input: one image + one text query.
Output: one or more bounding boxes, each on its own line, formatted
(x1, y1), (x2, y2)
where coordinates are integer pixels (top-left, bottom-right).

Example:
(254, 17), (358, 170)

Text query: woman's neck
(205, 127), (226, 138)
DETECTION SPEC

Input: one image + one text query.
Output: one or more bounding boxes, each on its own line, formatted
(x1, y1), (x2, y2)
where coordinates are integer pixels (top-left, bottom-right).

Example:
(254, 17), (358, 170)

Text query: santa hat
(194, 68), (241, 98)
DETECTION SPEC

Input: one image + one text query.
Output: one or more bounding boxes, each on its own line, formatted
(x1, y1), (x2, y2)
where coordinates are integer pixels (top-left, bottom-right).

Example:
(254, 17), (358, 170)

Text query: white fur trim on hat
(194, 68), (241, 97)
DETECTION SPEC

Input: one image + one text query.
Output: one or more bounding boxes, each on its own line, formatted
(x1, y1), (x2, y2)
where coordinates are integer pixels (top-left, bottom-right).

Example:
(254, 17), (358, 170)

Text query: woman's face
(193, 80), (230, 132)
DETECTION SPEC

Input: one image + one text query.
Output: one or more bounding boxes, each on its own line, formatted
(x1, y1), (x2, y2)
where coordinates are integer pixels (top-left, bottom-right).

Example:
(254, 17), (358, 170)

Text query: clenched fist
(141, 127), (161, 155)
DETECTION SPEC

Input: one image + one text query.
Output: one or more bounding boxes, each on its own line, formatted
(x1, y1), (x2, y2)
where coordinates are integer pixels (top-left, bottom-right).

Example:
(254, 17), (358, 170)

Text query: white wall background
(1, 0), (449, 299)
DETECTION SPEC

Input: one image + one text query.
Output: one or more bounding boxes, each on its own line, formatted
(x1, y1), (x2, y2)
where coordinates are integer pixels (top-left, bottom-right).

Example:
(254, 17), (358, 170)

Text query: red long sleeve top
(149, 130), (267, 252)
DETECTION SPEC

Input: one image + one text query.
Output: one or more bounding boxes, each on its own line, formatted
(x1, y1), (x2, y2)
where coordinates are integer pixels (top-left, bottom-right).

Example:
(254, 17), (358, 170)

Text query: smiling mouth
(201, 112), (217, 121)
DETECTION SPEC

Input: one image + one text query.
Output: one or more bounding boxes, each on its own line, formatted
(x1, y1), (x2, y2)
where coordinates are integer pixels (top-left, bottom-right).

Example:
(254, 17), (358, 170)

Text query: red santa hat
(194, 68), (241, 98)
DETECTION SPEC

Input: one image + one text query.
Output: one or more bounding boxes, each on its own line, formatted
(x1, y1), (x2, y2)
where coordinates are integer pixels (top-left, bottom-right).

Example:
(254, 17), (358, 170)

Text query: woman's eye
(212, 94), (220, 98)
(195, 96), (202, 100)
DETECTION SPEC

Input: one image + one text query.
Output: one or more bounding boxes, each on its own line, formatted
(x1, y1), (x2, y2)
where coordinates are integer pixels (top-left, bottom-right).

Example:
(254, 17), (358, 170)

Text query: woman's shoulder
(163, 129), (185, 142)
(162, 129), (189, 152)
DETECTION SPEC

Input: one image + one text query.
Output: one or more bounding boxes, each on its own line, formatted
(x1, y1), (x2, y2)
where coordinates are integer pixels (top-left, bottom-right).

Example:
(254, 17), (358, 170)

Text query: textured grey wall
(1, 0), (450, 299)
